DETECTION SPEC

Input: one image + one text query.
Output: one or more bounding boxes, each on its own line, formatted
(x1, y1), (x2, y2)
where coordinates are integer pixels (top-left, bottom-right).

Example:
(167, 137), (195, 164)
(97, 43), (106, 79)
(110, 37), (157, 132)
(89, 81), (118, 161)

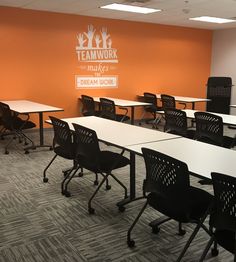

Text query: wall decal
(75, 25), (118, 89)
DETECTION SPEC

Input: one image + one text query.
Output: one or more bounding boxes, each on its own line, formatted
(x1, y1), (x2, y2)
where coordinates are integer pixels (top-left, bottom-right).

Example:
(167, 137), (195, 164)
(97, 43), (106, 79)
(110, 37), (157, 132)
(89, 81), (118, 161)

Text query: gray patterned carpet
(0, 122), (234, 262)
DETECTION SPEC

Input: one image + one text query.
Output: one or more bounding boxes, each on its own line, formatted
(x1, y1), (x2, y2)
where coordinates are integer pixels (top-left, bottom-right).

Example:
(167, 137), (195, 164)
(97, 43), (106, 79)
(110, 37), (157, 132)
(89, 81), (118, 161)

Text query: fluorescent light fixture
(189, 16), (236, 24)
(100, 3), (161, 14)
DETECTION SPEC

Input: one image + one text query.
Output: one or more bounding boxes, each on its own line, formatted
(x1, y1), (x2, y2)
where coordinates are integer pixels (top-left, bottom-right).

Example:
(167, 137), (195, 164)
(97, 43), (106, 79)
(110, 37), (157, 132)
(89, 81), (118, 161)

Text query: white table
(2, 100), (63, 151)
(49, 116), (180, 207)
(60, 116), (179, 147)
(93, 97), (150, 125)
(183, 109), (236, 126)
(156, 94), (210, 110)
(126, 137), (236, 180)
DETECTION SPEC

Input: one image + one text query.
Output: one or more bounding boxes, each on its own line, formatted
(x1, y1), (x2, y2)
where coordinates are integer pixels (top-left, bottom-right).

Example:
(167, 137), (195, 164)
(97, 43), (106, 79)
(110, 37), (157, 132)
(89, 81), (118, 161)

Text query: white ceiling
(1, 0), (236, 30)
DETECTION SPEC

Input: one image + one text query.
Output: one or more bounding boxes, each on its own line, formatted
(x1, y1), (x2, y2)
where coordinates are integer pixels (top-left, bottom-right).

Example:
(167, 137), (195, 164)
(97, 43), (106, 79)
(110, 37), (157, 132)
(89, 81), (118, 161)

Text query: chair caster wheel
(88, 207), (95, 214)
(64, 191), (71, 197)
(49, 147), (53, 150)
(78, 172), (83, 177)
(43, 177), (48, 183)
(178, 229), (186, 236)
(118, 206), (126, 212)
(139, 123), (142, 126)
(127, 239), (135, 248)
(94, 180), (99, 186)
(63, 172), (68, 177)
(5, 150), (9, 154)
(211, 248), (219, 257)
(24, 150), (29, 154)
(152, 226), (160, 234)
(106, 185), (111, 190)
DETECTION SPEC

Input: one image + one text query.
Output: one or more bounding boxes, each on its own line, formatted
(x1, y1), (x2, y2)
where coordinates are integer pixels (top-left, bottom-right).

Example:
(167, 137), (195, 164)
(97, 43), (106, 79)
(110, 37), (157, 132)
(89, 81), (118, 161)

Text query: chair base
(116, 195), (145, 210)
(24, 143), (53, 154)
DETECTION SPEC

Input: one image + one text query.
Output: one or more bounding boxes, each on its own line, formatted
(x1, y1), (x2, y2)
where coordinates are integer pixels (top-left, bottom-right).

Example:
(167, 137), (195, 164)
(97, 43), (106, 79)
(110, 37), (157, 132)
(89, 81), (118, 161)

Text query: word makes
(87, 64), (109, 74)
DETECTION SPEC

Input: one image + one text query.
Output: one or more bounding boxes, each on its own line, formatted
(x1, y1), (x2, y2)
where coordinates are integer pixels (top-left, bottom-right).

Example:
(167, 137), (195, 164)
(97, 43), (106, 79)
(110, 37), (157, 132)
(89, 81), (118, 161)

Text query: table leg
(24, 112), (52, 153)
(190, 102), (195, 127)
(117, 151), (144, 209)
(39, 112), (44, 146)
(130, 151), (136, 198)
(131, 107), (134, 125)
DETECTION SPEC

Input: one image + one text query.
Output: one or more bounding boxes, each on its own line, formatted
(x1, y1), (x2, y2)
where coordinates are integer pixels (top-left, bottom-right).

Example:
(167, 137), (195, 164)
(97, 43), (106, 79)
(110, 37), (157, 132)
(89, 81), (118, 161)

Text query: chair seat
(116, 114), (130, 122)
(78, 151), (130, 173)
(14, 117), (35, 129)
(54, 145), (75, 159)
(145, 105), (162, 114)
(222, 136), (234, 148)
(147, 186), (212, 223)
(6, 117), (36, 130)
(83, 110), (101, 117)
(215, 229), (235, 253)
(168, 129), (195, 139)
(197, 136), (234, 148)
(186, 129), (196, 139)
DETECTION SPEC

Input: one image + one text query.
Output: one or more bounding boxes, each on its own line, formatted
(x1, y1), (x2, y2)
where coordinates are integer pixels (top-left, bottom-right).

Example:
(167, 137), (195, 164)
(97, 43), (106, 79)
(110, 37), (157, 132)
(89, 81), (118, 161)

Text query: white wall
(211, 28), (236, 115)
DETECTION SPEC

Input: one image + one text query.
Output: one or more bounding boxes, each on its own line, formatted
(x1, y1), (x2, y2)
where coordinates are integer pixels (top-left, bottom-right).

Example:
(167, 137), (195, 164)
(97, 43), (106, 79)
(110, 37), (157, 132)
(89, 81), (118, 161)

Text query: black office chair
(0, 109), (6, 137)
(81, 95), (100, 116)
(99, 98), (130, 122)
(161, 94), (176, 109)
(164, 108), (195, 138)
(161, 94), (186, 110)
(43, 116), (86, 197)
(206, 77), (232, 114)
(0, 102), (36, 154)
(139, 92), (163, 128)
(127, 148), (212, 262)
(72, 123), (130, 214)
(199, 172), (236, 262)
(194, 111), (234, 148)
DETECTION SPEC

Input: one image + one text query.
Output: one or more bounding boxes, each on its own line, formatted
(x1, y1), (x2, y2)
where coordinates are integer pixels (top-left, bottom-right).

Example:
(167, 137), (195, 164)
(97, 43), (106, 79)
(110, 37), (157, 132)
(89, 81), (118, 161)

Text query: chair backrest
(72, 123), (100, 169)
(164, 108), (187, 136)
(143, 92), (158, 107)
(49, 116), (73, 151)
(161, 94), (176, 109)
(99, 98), (116, 120)
(0, 102), (14, 128)
(210, 172), (236, 232)
(194, 111), (223, 145)
(141, 147), (190, 198)
(81, 95), (95, 116)
(206, 77), (232, 114)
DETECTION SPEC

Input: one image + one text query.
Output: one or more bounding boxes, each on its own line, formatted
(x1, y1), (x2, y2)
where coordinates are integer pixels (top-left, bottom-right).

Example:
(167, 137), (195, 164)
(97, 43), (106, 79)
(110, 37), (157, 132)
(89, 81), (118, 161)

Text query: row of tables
(1, 96), (235, 151)
(55, 116), (236, 209)
(92, 95), (210, 125)
(1, 97), (236, 208)
(1, 96), (236, 146)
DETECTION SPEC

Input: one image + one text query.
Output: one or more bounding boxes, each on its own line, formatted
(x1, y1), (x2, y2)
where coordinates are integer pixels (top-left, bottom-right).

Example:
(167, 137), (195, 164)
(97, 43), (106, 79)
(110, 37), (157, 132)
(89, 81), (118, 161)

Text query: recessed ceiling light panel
(100, 3), (161, 14)
(189, 16), (236, 24)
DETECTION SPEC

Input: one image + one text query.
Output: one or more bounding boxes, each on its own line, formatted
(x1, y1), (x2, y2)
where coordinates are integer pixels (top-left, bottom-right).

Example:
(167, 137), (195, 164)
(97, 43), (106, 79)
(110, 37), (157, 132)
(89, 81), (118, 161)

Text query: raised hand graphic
(101, 27), (110, 49)
(107, 38), (112, 48)
(84, 24), (96, 48)
(95, 34), (101, 48)
(77, 33), (86, 48)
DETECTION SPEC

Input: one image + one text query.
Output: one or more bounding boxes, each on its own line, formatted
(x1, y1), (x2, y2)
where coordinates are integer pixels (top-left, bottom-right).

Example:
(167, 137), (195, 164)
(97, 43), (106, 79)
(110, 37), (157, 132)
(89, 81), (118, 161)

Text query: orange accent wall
(0, 7), (212, 124)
